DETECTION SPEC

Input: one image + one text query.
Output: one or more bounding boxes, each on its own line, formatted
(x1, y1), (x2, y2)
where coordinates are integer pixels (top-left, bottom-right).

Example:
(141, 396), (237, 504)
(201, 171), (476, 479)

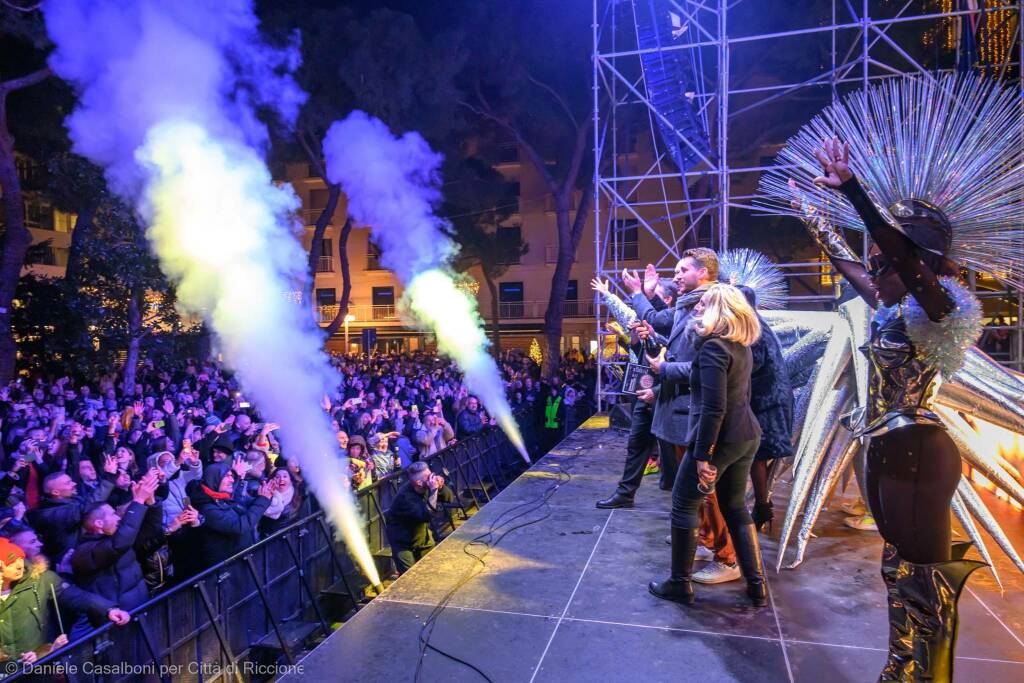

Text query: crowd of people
(0, 349), (594, 664)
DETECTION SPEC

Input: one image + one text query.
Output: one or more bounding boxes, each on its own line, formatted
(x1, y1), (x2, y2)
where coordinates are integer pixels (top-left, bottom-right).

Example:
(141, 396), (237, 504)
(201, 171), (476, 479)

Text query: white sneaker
(695, 545), (715, 561)
(844, 514), (878, 531)
(840, 499), (868, 516)
(693, 561), (742, 584)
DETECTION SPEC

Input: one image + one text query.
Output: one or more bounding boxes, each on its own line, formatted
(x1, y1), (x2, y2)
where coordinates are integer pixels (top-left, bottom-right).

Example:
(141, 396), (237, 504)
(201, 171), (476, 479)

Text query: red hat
(0, 537), (26, 565)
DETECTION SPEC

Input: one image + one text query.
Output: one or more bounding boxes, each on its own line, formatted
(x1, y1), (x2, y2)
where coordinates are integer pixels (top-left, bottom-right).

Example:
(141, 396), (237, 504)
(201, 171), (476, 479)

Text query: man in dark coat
(27, 458), (116, 564)
(455, 397), (486, 440)
(595, 275), (677, 509)
(186, 462), (273, 571)
(69, 474), (160, 613)
(628, 248), (741, 584)
(385, 462), (453, 574)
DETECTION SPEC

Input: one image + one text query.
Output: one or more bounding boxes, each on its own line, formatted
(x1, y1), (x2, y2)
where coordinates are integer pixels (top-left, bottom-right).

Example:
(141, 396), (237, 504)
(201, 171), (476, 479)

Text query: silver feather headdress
(717, 248), (787, 310)
(758, 75), (1024, 291)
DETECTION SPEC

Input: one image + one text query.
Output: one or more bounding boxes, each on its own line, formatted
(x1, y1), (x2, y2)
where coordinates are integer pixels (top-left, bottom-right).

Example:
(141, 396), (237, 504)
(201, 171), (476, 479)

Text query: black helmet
(887, 199), (953, 257)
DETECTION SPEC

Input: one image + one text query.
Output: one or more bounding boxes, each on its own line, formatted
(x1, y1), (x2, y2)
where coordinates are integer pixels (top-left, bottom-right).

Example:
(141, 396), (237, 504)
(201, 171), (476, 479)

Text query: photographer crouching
(385, 462), (453, 575)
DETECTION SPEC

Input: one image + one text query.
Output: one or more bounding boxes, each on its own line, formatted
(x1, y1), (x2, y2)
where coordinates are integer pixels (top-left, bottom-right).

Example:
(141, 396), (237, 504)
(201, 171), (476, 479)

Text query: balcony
(315, 255), (333, 273)
(496, 300), (596, 320)
(545, 245), (579, 264)
(302, 208), (330, 226)
(316, 303), (399, 326)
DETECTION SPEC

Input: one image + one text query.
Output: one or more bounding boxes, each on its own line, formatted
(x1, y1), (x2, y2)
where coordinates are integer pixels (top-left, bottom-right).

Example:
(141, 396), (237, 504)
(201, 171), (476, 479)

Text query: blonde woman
(647, 283), (766, 607)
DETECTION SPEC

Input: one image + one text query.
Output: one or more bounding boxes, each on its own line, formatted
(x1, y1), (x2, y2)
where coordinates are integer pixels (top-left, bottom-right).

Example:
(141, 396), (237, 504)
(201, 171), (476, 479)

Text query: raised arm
(789, 179), (876, 306)
(813, 138), (954, 320)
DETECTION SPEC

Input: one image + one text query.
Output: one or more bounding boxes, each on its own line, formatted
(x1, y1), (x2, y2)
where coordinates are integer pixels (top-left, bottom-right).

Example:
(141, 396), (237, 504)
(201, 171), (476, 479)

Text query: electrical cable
(413, 447), (581, 682)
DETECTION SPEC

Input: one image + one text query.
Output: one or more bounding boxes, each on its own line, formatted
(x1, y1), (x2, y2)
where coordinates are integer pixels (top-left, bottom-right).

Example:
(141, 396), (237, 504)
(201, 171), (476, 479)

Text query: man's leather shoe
(596, 493), (634, 509)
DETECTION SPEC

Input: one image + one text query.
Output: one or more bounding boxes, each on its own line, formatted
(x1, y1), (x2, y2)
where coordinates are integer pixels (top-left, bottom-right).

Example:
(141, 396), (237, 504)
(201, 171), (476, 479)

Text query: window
(372, 287), (396, 320)
(309, 189), (331, 210)
(499, 282), (524, 319)
(23, 200), (54, 231)
(509, 182), (521, 214)
(53, 209), (77, 233)
(315, 239), (333, 272)
(497, 143), (519, 163)
(612, 220), (639, 262)
(315, 288), (336, 307)
(367, 240), (385, 270)
(563, 280), (579, 317)
(497, 225), (522, 265)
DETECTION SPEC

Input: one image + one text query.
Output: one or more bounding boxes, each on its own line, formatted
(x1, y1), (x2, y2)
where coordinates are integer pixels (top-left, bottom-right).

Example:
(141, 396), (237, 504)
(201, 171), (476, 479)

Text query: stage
(286, 416), (1024, 682)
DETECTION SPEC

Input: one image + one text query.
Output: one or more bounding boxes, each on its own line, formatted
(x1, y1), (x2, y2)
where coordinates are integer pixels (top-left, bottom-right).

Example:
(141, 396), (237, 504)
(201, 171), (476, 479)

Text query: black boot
(752, 501), (774, 533)
(596, 493), (635, 509)
(649, 527), (698, 605)
(732, 523), (768, 607)
(896, 557), (986, 681)
(879, 544), (913, 681)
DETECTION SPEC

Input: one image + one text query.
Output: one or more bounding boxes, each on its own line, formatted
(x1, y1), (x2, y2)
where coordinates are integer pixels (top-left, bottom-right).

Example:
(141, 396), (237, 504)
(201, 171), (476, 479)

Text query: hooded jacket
(0, 557), (113, 660)
(186, 463), (271, 571)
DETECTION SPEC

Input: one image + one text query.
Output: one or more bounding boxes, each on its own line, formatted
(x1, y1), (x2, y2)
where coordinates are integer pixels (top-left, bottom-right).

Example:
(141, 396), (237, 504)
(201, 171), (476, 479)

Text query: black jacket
(188, 480), (271, 570)
(385, 481), (453, 549)
(0, 559), (113, 659)
(70, 501), (150, 614)
(685, 336), (762, 461)
(27, 477), (114, 563)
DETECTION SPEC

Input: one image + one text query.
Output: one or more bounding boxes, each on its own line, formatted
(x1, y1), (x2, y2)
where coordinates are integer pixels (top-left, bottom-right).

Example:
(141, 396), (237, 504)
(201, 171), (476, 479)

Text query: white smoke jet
(44, 0), (380, 585)
(323, 112), (530, 462)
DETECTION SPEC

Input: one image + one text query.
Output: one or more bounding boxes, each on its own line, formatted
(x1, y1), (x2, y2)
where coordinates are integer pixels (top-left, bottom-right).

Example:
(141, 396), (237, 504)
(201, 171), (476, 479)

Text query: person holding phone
(648, 284), (764, 608)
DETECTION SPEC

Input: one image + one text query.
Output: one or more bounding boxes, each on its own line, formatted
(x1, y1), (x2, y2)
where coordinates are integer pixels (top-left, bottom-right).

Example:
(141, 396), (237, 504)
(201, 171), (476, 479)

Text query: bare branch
(0, 0), (42, 13)
(0, 67), (51, 95)
(527, 73), (579, 132)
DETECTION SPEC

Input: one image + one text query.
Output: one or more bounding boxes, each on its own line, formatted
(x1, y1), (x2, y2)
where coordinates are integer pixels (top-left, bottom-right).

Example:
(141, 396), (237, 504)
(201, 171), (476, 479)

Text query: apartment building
(284, 131), (693, 356)
(2, 155), (78, 279)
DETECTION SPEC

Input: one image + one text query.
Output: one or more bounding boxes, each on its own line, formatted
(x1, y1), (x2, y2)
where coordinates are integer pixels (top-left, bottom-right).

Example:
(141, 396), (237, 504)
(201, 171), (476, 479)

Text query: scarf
(200, 483), (231, 501)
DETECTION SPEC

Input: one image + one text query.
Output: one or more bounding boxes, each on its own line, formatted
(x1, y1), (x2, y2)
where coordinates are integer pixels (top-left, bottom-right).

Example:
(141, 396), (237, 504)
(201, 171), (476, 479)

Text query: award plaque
(621, 362), (655, 395)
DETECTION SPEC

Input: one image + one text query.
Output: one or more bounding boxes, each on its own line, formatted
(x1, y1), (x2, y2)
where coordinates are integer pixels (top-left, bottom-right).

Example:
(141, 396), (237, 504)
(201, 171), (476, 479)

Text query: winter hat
(0, 537), (26, 565)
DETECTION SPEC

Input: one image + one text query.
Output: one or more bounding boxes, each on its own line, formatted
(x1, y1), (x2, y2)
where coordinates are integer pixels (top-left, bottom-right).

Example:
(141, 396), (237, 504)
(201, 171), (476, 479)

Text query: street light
(343, 313), (356, 352)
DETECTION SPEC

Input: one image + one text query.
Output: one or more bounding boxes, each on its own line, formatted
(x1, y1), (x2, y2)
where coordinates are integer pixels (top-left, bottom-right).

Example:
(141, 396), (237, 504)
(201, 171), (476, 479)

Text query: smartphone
(152, 420), (165, 429)
(239, 402), (251, 409)
(182, 496), (191, 509)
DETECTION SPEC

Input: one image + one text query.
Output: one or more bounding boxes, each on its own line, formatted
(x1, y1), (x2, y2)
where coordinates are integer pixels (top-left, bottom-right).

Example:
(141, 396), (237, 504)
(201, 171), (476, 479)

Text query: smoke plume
(44, 0), (380, 584)
(323, 112), (529, 462)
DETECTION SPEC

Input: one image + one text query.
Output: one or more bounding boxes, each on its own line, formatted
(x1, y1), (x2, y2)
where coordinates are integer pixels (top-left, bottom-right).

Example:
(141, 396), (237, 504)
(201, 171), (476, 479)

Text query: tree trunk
(484, 272), (501, 355)
(541, 186), (593, 377)
(325, 218), (354, 337)
(307, 183), (341, 307)
(64, 202), (98, 288)
(121, 287), (145, 395)
(0, 126), (34, 384)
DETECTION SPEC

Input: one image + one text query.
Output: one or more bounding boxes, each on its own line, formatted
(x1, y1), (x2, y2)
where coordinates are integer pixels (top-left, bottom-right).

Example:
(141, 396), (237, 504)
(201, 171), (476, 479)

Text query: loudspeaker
(608, 402), (634, 430)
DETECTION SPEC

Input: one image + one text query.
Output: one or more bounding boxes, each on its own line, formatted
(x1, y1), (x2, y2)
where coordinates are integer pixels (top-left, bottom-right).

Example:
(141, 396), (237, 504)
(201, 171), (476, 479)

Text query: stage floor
(286, 417), (1024, 682)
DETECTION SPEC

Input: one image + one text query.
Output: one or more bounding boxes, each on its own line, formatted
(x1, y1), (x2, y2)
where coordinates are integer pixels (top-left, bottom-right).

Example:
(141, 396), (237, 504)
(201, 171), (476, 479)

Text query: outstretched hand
(621, 269), (643, 295)
(642, 264), (659, 298)
(590, 277), (610, 296)
(812, 136), (853, 188)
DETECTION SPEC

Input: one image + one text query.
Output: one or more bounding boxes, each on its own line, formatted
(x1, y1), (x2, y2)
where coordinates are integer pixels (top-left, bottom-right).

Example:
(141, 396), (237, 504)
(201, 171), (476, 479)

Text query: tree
(0, 4), (53, 381)
(73, 199), (185, 393)
(262, 2), (466, 337)
(455, 1), (594, 372)
(444, 159), (524, 353)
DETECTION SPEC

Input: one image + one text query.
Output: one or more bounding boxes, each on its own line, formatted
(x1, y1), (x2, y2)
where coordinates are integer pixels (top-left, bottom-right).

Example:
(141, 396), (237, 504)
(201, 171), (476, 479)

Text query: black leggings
(671, 438), (759, 529)
(865, 424), (961, 564)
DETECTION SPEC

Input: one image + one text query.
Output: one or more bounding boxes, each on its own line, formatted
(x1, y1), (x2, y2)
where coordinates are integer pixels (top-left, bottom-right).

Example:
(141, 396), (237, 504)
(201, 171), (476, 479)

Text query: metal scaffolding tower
(592, 0), (1024, 408)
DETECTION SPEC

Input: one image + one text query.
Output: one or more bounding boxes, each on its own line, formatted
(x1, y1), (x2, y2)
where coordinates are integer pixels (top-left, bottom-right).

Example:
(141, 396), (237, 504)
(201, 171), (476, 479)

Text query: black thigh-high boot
(879, 544), (913, 681)
(896, 558), (985, 681)
(731, 523), (767, 607)
(649, 527), (698, 605)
